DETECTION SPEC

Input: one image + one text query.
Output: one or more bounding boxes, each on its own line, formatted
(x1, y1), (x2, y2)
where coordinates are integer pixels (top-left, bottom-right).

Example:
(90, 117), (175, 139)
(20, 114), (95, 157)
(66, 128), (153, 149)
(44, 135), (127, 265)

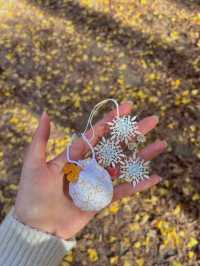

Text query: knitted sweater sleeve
(0, 208), (76, 266)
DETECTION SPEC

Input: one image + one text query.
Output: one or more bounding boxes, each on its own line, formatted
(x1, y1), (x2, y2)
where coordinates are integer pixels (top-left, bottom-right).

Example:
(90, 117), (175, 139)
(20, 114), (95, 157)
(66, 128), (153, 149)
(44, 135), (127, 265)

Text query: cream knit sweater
(0, 208), (76, 266)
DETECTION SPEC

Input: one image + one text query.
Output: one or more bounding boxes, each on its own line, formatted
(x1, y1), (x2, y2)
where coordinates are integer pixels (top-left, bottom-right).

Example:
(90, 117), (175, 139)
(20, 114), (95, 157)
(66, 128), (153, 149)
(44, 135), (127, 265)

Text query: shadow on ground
(169, 0), (200, 11)
(27, 0), (200, 82)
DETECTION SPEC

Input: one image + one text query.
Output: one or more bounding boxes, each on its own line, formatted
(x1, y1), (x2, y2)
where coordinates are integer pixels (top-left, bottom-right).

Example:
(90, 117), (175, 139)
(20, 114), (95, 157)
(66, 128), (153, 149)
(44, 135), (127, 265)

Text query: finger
(112, 175), (161, 201)
(26, 112), (50, 163)
(137, 115), (159, 135)
(138, 140), (167, 161)
(51, 101), (133, 170)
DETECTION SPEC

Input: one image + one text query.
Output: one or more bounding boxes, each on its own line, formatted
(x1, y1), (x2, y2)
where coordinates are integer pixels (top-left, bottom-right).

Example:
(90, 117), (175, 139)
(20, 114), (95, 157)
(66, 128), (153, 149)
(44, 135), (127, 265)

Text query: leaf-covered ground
(0, 0), (200, 265)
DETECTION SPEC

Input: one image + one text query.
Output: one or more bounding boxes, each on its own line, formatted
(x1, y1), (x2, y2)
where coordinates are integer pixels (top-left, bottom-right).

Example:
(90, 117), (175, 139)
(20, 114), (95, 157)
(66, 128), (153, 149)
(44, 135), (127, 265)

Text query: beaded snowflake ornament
(94, 137), (125, 167)
(94, 101), (150, 186)
(108, 115), (140, 144)
(119, 153), (150, 187)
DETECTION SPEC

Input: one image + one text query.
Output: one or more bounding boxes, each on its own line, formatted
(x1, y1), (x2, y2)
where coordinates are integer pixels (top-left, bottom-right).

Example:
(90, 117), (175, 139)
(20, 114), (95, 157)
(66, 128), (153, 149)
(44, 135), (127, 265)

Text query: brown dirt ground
(0, 0), (200, 265)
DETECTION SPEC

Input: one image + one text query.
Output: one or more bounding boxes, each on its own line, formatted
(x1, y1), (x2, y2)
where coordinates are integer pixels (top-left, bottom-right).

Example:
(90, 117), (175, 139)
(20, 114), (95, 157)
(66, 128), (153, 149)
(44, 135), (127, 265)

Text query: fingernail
(40, 111), (48, 122)
(127, 100), (133, 105)
(162, 140), (168, 148)
(153, 115), (159, 123)
(121, 100), (133, 105)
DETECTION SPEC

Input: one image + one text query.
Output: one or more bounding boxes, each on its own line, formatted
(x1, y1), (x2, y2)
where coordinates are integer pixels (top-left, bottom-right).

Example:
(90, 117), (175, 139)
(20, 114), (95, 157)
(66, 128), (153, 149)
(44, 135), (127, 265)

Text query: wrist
(0, 208), (76, 266)
(14, 203), (62, 238)
(14, 206), (76, 241)
(12, 207), (76, 244)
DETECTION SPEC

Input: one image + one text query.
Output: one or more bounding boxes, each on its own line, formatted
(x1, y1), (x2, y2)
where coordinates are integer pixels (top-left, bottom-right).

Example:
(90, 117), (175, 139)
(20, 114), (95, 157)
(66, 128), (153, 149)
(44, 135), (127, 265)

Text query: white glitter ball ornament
(69, 158), (113, 212)
(108, 115), (140, 144)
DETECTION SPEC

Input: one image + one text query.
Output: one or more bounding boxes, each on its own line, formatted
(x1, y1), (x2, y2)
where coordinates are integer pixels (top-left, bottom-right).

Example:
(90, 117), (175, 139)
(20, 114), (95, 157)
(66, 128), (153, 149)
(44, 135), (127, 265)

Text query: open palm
(15, 102), (166, 239)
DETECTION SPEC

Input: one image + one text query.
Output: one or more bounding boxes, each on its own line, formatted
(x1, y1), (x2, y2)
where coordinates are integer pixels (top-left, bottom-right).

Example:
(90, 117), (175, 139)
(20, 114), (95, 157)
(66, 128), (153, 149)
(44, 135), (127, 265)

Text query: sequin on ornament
(95, 137), (124, 167)
(120, 153), (150, 186)
(108, 115), (139, 144)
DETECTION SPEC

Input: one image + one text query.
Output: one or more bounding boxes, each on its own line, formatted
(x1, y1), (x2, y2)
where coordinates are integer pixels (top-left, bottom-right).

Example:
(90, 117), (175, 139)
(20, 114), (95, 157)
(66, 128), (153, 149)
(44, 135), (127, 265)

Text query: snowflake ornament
(128, 133), (146, 151)
(95, 137), (125, 167)
(136, 133), (146, 143)
(127, 141), (138, 151)
(108, 115), (140, 144)
(119, 153), (150, 186)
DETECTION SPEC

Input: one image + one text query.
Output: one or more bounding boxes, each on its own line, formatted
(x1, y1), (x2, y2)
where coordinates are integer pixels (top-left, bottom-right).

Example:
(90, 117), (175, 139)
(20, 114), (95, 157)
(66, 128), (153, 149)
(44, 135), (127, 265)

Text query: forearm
(0, 208), (76, 266)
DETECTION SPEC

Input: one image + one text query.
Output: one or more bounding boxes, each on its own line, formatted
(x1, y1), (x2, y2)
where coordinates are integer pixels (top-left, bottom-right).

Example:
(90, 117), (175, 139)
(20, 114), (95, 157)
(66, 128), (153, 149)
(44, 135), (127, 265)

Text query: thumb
(27, 111), (50, 164)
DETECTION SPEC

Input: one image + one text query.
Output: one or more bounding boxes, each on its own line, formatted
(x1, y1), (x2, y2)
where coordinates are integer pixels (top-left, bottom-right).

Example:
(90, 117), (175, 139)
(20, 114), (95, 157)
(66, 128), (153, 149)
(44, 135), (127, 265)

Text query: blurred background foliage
(0, 0), (200, 265)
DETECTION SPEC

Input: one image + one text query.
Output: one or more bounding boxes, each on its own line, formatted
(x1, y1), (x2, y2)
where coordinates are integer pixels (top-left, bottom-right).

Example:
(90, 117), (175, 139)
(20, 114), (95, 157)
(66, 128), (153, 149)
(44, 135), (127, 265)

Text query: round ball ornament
(68, 159), (113, 212)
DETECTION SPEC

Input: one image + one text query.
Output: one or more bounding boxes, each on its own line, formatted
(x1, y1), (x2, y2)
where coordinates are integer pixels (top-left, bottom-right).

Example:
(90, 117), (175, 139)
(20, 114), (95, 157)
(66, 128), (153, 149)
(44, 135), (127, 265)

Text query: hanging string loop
(66, 98), (120, 166)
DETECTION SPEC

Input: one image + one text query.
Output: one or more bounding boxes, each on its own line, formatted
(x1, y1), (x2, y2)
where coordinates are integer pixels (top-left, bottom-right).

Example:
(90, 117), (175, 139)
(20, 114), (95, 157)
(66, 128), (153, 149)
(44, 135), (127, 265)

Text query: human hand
(15, 102), (166, 239)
